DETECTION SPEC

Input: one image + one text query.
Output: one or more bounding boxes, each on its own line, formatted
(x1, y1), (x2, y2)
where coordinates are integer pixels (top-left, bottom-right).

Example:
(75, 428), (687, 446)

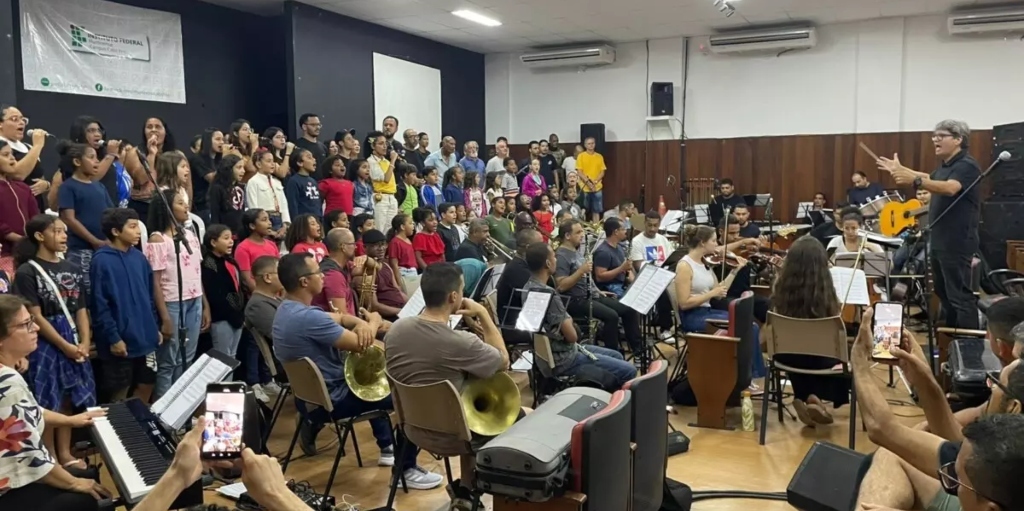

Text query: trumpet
(358, 257), (377, 311)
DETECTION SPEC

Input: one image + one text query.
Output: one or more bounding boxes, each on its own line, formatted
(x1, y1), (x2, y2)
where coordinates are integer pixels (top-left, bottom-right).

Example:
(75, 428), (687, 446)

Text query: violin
(702, 251), (748, 269)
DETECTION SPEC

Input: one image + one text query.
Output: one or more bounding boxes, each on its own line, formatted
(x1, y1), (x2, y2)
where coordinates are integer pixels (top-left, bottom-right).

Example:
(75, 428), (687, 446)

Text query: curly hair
(771, 236), (840, 318)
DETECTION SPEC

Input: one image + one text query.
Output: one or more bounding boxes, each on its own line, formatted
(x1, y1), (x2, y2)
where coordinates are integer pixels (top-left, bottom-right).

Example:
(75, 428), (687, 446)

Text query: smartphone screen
(201, 384), (245, 459)
(872, 302), (904, 360)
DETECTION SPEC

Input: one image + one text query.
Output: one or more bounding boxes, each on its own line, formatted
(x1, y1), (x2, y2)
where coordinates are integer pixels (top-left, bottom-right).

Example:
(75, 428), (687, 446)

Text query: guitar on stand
(878, 199), (930, 238)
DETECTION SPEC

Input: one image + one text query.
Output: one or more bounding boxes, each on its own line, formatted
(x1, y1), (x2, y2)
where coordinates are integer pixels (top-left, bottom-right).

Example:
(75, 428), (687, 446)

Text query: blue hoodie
(90, 245), (160, 359)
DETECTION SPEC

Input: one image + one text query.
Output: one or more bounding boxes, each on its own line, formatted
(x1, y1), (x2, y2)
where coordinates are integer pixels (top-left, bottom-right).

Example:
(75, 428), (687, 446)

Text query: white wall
(484, 15), (1024, 142)
(485, 38), (685, 144)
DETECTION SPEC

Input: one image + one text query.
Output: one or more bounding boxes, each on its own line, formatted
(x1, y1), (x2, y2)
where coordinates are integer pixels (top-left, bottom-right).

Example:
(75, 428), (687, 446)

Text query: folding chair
(246, 323), (289, 447)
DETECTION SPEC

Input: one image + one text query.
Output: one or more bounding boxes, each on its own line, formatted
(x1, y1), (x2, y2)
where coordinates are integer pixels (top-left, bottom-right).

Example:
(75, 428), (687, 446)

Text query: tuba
(460, 371), (521, 436)
(344, 345), (390, 402)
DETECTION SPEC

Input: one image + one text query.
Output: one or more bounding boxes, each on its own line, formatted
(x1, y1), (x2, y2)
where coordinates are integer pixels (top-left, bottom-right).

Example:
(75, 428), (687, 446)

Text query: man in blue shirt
(423, 136), (458, 175)
(458, 140), (487, 186)
(272, 253), (443, 490)
(847, 170), (886, 206)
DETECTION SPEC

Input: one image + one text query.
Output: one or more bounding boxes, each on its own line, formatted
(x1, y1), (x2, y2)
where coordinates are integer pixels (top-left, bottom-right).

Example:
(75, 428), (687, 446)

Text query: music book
(659, 210), (686, 232)
(151, 350), (239, 430)
(396, 287), (464, 328)
(796, 202), (813, 219)
(830, 267), (870, 306)
(516, 291), (553, 333)
(620, 265), (675, 314)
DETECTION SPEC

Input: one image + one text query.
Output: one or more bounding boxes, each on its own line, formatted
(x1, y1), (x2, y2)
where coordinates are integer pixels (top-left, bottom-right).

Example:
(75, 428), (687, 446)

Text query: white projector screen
(373, 53), (442, 149)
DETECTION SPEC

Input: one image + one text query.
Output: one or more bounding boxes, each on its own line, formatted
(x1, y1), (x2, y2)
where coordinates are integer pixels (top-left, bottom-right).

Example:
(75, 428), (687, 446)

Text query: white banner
(20, 0), (186, 103)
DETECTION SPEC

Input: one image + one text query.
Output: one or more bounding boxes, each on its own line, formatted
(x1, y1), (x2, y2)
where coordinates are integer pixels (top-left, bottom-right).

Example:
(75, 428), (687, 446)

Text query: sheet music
(449, 315), (463, 329)
(515, 291), (553, 333)
(151, 353), (233, 430)
(659, 210), (685, 232)
(482, 263), (505, 296)
(693, 205), (710, 225)
(398, 287), (425, 319)
(217, 482), (247, 500)
(621, 265), (675, 314)
(830, 267), (870, 306)
(796, 202), (813, 219)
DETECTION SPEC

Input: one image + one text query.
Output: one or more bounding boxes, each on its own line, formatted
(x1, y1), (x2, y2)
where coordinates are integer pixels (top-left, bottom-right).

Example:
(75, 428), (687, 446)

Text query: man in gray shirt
(242, 255), (283, 395)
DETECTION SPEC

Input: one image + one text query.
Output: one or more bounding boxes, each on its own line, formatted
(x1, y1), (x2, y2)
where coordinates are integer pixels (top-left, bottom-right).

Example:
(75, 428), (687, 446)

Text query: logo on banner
(68, 23), (152, 61)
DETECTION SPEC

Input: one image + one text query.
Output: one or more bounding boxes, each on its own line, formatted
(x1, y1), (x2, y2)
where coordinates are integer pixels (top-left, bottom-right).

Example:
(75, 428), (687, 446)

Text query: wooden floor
(101, 348), (923, 511)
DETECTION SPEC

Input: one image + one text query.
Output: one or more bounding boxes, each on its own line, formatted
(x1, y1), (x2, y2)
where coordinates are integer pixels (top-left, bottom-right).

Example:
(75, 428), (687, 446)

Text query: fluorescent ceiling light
(452, 10), (501, 27)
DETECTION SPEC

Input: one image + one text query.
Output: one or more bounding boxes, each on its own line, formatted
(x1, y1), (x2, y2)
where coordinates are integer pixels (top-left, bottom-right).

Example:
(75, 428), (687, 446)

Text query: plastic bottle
(741, 390), (755, 432)
(657, 195), (668, 218)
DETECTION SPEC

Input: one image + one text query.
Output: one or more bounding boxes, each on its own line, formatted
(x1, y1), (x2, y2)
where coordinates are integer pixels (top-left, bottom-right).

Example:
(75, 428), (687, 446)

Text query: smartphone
(871, 302), (904, 361)
(201, 383), (246, 459)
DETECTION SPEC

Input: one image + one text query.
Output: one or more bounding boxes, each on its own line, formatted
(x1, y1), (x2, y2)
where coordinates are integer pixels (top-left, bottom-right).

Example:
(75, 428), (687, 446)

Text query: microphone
(981, 150), (1012, 178)
(136, 147), (193, 256)
(25, 129), (55, 139)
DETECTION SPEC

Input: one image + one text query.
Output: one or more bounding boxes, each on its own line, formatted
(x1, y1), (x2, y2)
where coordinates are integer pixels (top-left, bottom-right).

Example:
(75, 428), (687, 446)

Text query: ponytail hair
(55, 140), (92, 180)
(682, 224), (716, 250)
(388, 212), (409, 242)
(14, 214), (59, 267)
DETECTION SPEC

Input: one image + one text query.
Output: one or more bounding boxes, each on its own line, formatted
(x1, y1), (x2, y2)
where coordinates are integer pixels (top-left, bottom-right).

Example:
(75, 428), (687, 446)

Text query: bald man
(312, 228), (387, 338)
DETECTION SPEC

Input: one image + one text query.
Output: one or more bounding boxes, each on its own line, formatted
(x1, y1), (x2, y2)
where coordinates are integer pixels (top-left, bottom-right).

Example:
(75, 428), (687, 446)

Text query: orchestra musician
(713, 215), (771, 323)
(312, 228), (389, 337)
(522, 242), (636, 387)
(272, 253), (444, 488)
(384, 263), (512, 507)
(826, 210), (883, 263)
(495, 229), (544, 333)
(710, 178), (746, 227)
(675, 225), (765, 393)
(555, 219), (644, 354)
(454, 219), (489, 263)
(892, 188), (931, 274)
(629, 210), (677, 339)
(592, 218), (634, 298)
(846, 170), (885, 206)
(357, 229), (407, 320)
(877, 120), (981, 329)
(810, 204), (859, 249)
(732, 204), (761, 239)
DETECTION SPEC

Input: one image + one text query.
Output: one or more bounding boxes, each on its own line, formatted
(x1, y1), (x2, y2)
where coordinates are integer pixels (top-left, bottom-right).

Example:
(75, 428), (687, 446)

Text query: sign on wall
(20, 0), (186, 104)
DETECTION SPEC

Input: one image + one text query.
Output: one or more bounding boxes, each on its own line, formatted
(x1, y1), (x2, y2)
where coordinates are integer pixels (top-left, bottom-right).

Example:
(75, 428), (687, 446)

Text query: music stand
(808, 209), (829, 227)
(621, 265), (676, 372)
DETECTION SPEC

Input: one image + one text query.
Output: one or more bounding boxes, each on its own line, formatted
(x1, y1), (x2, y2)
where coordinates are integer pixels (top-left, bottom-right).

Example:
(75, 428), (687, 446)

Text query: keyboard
(90, 399), (179, 504)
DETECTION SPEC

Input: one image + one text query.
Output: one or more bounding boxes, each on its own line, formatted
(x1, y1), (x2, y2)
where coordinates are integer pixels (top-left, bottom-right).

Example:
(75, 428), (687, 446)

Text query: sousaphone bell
(344, 345), (390, 402)
(460, 372), (521, 436)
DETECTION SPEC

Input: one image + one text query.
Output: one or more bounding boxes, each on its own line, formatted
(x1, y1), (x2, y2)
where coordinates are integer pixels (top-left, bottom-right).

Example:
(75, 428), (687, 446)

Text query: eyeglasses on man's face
(938, 461), (1005, 508)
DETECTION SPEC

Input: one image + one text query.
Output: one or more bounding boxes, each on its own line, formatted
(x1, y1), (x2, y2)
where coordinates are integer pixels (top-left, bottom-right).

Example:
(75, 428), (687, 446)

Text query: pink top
(521, 173), (547, 197)
(464, 188), (487, 218)
(144, 229), (204, 302)
(235, 237), (281, 272)
(291, 241), (328, 263)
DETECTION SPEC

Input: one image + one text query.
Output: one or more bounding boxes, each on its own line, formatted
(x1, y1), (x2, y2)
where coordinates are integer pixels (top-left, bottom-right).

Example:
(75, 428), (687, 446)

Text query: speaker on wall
(992, 122), (1024, 198)
(981, 199), (1024, 269)
(651, 82), (673, 116)
(580, 123), (606, 154)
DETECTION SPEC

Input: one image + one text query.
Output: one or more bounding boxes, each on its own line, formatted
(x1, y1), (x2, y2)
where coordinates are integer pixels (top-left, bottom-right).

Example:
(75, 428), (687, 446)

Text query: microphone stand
(139, 149), (194, 418)
(919, 155), (1000, 375)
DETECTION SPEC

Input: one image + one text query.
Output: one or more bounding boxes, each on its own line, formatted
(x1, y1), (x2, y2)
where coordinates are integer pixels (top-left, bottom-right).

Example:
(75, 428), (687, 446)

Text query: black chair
(570, 390), (633, 511)
(622, 360), (668, 511)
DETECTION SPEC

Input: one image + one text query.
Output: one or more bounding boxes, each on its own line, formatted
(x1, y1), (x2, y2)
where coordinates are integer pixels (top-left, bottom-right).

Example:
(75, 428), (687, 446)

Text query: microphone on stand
(137, 147), (192, 255)
(984, 151), (1013, 176)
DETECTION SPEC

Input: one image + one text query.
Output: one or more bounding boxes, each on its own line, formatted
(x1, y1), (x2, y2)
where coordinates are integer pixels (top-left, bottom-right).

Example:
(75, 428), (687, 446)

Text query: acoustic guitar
(878, 199), (928, 237)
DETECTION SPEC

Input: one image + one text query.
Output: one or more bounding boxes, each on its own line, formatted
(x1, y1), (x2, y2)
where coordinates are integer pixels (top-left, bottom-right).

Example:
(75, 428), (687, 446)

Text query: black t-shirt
(455, 240), (487, 262)
(13, 258), (85, 317)
(739, 222), (761, 239)
(592, 241), (627, 290)
(11, 143), (46, 211)
(188, 153), (217, 212)
(295, 138), (327, 170)
(811, 222), (841, 248)
(929, 150), (981, 253)
(437, 223), (461, 262)
(388, 139), (405, 159)
(538, 154), (559, 188)
(495, 256), (531, 327)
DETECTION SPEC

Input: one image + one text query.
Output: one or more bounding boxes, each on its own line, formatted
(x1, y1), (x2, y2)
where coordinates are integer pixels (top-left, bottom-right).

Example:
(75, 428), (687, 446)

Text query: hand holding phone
(870, 302), (904, 362)
(201, 383), (246, 459)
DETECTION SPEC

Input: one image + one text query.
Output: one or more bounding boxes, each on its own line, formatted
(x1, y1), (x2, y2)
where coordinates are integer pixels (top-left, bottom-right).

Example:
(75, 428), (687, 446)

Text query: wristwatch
(913, 176), (923, 188)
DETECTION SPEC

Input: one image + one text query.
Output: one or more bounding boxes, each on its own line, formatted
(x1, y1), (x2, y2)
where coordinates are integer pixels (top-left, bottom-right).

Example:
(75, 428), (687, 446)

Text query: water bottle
(741, 390), (755, 432)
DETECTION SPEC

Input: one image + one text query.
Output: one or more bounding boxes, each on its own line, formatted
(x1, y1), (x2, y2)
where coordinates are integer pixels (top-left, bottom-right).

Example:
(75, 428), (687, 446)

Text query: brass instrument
(460, 371), (521, 436)
(358, 257), (377, 311)
(483, 237), (514, 263)
(344, 345), (390, 402)
(583, 230), (598, 344)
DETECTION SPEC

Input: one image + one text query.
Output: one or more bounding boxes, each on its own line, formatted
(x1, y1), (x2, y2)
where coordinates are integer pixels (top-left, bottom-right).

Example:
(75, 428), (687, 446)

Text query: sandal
(792, 400), (816, 427)
(806, 403), (834, 425)
(62, 458), (88, 470)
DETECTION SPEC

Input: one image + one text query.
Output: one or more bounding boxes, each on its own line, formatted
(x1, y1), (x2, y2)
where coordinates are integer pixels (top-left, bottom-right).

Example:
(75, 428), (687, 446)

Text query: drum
(859, 193), (899, 217)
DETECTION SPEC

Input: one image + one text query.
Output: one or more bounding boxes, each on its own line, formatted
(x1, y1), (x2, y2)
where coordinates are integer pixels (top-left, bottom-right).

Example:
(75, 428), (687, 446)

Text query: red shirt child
(413, 231), (445, 268)
(319, 177), (354, 216)
(291, 241), (328, 263)
(388, 237), (417, 273)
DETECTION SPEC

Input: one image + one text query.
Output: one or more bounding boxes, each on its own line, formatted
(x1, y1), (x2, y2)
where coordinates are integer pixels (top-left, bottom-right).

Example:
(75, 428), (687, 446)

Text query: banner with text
(20, 0), (186, 103)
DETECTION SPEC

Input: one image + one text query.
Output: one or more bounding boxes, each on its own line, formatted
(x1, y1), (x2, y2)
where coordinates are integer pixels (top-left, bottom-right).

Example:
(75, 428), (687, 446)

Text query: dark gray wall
(0, 0), (16, 104)
(10, 0), (288, 176)
(285, 1), (485, 145)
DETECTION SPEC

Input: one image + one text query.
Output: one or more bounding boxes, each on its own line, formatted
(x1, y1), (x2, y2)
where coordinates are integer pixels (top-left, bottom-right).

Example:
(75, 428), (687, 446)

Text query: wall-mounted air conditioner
(708, 27), (817, 55)
(948, 7), (1024, 35)
(519, 45), (616, 69)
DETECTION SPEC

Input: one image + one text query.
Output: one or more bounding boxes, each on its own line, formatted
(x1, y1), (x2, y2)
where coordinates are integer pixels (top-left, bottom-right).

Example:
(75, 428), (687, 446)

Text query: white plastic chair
(187, 213), (206, 241)
(138, 220), (149, 253)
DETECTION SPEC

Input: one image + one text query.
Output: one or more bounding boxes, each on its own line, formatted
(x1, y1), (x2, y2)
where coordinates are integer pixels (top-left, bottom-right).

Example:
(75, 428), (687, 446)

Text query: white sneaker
(263, 382), (283, 395)
(402, 465), (444, 490)
(378, 445), (395, 467)
(659, 329), (674, 341)
(251, 384), (270, 403)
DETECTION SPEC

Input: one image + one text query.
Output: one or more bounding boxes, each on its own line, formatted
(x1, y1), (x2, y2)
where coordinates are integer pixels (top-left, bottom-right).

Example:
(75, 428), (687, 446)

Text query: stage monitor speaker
(580, 123), (606, 154)
(980, 198), (1024, 269)
(651, 82), (674, 116)
(787, 441), (870, 511)
(992, 121), (1024, 198)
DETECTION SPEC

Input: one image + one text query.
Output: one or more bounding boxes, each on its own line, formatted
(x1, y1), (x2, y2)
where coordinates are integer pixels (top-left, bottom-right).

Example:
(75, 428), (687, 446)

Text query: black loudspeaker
(992, 122), (1024, 198)
(981, 199), (1024, 269)
(787, 442), (871, 511)
(651, 82), (674, 116)
(580, 123), (606, 154)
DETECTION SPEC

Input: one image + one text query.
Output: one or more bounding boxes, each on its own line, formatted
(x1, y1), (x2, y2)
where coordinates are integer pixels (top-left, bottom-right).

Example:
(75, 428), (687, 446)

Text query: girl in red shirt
(318, 155), (353, 216)
(235, 208), (281, 290)
(387, 212), (417, 279)
(285, 213), (327, 263)
(412, 208), (445, 270)
(532, 194), (554, 242)
(351, 213), (375, 257)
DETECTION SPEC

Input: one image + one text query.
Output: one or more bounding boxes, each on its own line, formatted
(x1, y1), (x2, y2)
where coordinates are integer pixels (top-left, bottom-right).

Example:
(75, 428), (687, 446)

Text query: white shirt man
(486, 139), (510, 175)
(629, 214), (673, 270)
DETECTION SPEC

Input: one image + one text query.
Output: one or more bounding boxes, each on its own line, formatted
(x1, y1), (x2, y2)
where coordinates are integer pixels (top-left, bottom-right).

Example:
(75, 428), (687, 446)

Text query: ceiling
(201, 0), (1012, 53)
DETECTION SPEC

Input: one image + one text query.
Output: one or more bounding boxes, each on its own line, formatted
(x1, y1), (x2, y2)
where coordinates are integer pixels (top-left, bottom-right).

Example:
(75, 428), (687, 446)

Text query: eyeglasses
(932, 133), (955, 141)
(938, 461), (1005, 508)
(985, 370), (1021, 402)
(299, 270), (323, 279)
(7, 318), (37, 333)
(2, 116), (28, 126)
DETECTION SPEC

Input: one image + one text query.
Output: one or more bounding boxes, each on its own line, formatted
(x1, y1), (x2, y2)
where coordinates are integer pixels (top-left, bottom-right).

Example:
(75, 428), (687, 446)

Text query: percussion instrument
(858, 193), (900, 217)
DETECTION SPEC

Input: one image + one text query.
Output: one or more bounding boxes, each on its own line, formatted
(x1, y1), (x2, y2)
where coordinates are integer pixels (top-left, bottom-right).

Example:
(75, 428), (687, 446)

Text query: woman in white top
(826, 210), (883, 263)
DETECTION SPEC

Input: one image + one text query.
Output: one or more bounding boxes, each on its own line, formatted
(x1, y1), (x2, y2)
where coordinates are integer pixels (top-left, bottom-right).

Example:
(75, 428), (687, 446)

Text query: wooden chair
(384, 370), (481, 511)
(245, 323), (290, 447)
(759, 313), (857, 448)
(279, 357), (392, 503)
(683, 293), (755, 429)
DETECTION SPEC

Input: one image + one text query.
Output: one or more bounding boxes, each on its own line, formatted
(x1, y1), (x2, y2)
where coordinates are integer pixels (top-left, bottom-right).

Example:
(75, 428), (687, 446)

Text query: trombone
(483, 237), (515, 264)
